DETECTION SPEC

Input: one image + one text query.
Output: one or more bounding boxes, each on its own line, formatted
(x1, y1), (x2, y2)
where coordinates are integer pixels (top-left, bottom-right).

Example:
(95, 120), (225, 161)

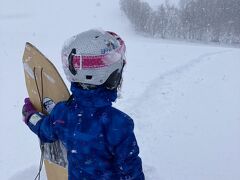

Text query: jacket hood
(70, 83), (117, 108)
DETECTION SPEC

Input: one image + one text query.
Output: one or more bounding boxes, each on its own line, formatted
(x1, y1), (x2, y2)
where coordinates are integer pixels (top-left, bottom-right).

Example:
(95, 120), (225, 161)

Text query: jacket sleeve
(27, 107), (59, 143)
(105, 109), (145, 180)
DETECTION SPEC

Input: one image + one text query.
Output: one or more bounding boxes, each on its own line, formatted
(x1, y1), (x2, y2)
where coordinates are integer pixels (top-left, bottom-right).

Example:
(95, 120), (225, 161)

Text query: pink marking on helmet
(82, 56), (107, 68)
(72, 56), (81, 68)
(71, 33), (126, 69)
(72, 55), (107, 69)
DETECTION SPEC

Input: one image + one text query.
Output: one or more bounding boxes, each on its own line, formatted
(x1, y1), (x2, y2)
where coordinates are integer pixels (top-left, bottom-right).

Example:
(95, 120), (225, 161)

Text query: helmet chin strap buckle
(68, 48), (77, 75)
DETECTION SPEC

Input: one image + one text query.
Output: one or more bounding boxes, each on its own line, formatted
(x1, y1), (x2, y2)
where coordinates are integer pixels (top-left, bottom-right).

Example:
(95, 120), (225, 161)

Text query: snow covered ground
(1, 0), (240, 180)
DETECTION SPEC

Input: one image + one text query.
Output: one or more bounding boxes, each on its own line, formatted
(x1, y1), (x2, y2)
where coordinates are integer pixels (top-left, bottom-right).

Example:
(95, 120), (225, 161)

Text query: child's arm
(22, 98), (58, 143)
(27, 113), (58, 143)
(106, 109), (145, 179)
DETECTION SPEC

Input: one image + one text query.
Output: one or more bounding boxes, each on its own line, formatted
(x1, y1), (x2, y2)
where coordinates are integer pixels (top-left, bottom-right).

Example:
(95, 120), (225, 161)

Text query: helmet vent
(86, 75), (93, 80)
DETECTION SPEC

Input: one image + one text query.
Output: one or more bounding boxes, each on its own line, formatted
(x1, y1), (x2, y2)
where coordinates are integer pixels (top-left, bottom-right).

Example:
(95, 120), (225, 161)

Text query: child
(22, 29), (145, 180)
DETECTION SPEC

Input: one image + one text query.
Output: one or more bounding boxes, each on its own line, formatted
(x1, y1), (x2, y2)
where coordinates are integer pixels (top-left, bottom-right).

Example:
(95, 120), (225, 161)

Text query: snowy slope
(1, 0), (240, 180)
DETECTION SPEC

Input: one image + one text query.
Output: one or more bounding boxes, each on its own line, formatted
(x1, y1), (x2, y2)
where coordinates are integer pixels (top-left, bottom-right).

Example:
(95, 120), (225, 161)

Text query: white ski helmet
(61, 29), (126, 89)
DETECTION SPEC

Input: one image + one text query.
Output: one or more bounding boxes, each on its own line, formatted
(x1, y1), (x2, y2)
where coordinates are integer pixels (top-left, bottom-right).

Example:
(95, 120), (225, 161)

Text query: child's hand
(22, 98), (37, 124)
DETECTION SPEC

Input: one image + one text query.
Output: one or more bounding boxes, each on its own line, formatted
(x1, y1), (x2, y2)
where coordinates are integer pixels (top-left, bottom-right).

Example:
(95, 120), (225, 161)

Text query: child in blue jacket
(22, 29), (144, 180)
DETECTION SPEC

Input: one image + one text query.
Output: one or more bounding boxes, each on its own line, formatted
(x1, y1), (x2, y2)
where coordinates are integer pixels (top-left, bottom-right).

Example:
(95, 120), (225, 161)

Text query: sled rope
(34, 144), (44, 180)
(33, 67), (45, 180)
(33, 67), (44, 112)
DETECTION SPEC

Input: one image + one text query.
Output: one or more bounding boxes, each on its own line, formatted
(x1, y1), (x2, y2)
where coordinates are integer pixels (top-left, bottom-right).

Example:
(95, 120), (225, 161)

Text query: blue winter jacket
(28, 83), (144, 180)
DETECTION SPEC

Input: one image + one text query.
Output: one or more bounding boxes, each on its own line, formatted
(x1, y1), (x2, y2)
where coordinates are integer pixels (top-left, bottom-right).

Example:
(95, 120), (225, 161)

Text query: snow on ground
(118, 38), (240, 180)
(1, 0), (240, 180)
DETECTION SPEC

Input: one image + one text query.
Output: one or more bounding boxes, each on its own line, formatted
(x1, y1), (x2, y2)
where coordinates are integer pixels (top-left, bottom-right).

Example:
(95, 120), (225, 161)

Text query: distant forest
(120, 0), (240, 44)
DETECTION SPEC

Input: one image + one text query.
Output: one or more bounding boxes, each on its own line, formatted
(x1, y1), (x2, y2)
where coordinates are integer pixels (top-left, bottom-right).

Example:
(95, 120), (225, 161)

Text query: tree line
(120, 0), (240, 44)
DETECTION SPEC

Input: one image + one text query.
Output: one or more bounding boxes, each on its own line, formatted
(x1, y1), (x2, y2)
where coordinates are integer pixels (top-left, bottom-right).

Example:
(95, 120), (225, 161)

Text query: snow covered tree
(120, 0), (240, 44)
